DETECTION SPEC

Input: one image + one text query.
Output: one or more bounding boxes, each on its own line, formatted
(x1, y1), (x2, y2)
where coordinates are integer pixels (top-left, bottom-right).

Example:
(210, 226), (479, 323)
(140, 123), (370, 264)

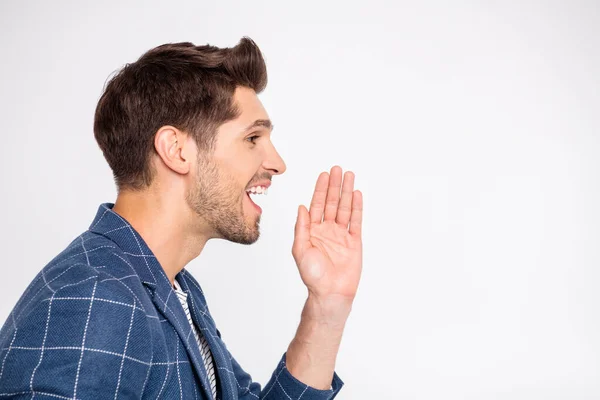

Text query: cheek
(215, 145), (263, 183)
(233, 155), (263, 179)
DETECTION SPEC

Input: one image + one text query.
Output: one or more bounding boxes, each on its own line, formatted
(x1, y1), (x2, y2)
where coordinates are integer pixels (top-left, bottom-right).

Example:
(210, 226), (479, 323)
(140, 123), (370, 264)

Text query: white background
(1, 1), (599, 399)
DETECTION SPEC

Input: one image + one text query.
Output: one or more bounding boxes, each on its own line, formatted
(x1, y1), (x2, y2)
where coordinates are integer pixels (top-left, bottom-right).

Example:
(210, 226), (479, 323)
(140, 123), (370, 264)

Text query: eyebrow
(243, 119), (274, 133)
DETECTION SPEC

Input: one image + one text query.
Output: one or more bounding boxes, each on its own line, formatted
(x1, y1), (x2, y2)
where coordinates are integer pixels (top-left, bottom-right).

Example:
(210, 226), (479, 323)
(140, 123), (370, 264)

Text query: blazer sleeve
(218, 330), (344, 400)
(0, 274), (153, 399)
(260, 353), (344, 400)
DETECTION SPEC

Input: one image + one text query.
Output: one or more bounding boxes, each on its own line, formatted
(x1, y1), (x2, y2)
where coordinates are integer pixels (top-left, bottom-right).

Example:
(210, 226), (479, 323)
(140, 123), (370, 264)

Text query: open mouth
(245, 185), (269, 214)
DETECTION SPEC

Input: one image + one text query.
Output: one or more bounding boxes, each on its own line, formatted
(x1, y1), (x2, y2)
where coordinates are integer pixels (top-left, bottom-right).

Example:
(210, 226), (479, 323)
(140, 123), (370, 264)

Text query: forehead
(219, 86), (270, 136)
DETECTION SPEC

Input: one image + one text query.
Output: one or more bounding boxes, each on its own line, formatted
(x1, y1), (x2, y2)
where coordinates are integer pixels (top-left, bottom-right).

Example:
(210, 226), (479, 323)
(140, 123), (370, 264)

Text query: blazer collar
(88, 203), (215, 399)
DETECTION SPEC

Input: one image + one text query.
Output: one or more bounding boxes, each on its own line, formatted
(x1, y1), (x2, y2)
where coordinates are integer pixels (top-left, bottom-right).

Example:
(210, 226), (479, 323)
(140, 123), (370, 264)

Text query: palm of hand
(292, 167), (363, 301)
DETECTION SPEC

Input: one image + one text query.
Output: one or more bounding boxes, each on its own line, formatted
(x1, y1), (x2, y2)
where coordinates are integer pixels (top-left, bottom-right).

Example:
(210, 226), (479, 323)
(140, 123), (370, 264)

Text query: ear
(154, 126), (192, 175)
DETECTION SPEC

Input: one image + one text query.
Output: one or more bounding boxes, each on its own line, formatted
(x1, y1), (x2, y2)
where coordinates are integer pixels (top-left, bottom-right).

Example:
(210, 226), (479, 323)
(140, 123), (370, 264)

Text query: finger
(349, 190), (363, 237)
(335, 171), (355, 228)
(309, 172), (329, 224)
(323, 166), (343, 222)
(292, 205), (310, 260)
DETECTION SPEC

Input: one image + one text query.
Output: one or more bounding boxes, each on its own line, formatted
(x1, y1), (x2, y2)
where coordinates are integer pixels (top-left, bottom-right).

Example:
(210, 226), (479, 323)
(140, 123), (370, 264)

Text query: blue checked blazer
(0, 203), (343, 399)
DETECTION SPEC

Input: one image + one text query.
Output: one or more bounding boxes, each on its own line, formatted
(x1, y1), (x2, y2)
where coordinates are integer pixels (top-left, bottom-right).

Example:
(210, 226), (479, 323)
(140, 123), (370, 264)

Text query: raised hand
(292, 166), (363, 303)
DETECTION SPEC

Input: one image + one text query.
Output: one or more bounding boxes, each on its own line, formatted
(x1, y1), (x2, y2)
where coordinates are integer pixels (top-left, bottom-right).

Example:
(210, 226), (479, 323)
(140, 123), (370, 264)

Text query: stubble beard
(185, 156), (260, 245)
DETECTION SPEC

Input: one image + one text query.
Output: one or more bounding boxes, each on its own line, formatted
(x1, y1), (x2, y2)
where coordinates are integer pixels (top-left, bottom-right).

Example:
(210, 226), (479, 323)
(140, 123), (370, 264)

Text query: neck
(112, 189), (211, 285)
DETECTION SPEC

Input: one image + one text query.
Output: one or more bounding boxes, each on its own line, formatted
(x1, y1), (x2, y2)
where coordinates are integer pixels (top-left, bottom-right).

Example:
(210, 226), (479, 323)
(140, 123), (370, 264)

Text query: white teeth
(246, 186), (268, 195)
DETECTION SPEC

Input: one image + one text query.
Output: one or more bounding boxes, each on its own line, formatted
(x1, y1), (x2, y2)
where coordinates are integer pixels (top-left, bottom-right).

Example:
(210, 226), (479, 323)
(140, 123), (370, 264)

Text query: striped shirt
(173, 279), (218, 399)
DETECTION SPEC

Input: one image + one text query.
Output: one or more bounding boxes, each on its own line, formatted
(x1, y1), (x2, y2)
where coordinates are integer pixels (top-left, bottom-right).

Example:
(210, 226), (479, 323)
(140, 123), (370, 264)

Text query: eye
(246, 134), (260, 145)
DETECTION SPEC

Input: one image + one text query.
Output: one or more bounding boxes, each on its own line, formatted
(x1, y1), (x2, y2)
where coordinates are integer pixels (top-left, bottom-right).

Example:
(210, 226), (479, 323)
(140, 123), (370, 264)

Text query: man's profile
(0, 37), (363, 399)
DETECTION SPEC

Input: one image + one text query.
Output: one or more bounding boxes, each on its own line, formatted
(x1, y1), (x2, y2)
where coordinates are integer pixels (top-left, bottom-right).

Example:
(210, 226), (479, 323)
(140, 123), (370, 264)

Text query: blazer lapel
(147, 281), (215, 400)
(178, 270), (235, 400)
(88, 203), (214, 400)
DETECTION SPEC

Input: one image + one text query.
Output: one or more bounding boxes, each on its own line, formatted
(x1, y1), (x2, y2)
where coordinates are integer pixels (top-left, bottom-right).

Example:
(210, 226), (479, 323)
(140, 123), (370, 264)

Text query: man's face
(186, 86), (286, 244)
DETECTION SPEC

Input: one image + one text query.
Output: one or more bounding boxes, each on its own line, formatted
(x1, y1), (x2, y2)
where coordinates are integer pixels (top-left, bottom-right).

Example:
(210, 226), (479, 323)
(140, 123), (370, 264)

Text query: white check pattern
(0, 203), (344, 399)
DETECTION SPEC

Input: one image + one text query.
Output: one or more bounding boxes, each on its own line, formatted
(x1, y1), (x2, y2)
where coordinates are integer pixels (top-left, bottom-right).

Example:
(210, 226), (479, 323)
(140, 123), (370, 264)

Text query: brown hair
(93, 37), (268, 191)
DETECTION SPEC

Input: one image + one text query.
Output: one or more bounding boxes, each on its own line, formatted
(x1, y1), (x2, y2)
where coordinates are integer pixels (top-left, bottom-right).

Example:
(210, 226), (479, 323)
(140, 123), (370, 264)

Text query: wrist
(303, 293), (353, 326)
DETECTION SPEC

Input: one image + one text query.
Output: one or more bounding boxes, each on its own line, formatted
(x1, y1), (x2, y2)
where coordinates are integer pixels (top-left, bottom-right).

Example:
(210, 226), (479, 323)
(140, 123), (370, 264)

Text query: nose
(263, 141), (287, 176)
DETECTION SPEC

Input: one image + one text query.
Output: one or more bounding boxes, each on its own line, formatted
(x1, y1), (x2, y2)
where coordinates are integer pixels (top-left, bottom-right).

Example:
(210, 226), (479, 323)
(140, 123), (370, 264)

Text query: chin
(241, 220), (261, 245)
(230, 230), (260, 245)
(215, 216), (261, 245)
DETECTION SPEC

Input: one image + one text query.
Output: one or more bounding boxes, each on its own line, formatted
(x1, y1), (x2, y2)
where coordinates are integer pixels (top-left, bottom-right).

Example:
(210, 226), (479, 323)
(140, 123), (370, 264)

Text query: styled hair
(93, 37), (268, 191)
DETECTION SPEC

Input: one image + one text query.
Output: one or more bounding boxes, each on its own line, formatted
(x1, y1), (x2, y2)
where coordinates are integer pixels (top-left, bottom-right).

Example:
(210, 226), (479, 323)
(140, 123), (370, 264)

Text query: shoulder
(4, 231), (150, 336)
(1, 251), (154, 359)
(0, 235), (155, 395)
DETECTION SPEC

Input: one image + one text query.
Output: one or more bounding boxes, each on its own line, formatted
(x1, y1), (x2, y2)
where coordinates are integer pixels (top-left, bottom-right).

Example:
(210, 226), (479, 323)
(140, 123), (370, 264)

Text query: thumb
(292, 205), (310, 258)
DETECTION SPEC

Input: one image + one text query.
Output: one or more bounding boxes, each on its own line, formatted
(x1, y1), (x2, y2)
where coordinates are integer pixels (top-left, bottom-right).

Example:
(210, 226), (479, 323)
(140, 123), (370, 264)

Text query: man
(0, 37), (363, 399)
